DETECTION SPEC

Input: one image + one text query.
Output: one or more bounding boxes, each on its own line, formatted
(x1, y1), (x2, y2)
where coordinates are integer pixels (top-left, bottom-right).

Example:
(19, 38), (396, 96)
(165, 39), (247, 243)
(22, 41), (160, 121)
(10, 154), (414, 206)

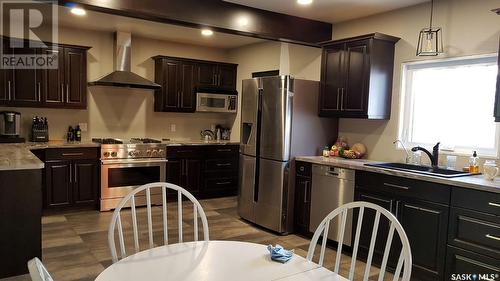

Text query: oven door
(101, 159), (167, 201)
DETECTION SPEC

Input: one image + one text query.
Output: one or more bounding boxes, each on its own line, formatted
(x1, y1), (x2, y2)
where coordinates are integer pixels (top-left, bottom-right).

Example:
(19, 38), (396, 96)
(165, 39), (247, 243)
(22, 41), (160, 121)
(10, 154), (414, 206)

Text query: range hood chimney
(88, 32), (161, 90)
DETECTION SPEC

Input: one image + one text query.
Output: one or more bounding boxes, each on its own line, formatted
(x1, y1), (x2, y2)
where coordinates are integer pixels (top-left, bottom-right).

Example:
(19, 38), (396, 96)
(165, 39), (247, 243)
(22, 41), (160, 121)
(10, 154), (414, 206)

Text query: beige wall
(332, 0), (500, 167)
(0, 27), (234, 141)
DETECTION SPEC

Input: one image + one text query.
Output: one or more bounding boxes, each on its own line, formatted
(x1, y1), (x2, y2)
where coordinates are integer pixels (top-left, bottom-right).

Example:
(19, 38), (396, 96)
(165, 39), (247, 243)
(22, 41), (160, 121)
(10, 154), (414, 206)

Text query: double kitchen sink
(365, 162), (476, 178)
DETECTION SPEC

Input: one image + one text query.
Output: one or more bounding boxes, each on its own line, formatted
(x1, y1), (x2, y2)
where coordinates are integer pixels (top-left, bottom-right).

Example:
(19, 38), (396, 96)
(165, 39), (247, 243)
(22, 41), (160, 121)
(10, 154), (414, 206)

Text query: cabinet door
(196, 63), (217, 88)
(184, 159), (202, 195)
(166, 159), (183, 186)
(45, 160), (72, 208)
(73, 159), (98, 206)
(445, 246), (500, 279)
(163, 61), (181, 111)
(343, 40), (370, 115)
(40, 46), (64, 106)
(64, 47), (87, 108)
(397, 199), (449, 281)
(294, 176), (311, 235)
(355, 190), (398, 266)
(494, 37), (500, 121)
(10, 47), (40, 106)
(319, 44), (344, 116)
(179, 63), (196, 112)
(218, 64), (237, 90)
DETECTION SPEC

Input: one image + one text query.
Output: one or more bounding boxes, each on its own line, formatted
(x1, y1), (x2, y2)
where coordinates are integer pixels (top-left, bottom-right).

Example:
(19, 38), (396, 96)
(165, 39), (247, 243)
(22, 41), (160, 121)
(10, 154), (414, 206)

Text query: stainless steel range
(93, 138), (167, 211)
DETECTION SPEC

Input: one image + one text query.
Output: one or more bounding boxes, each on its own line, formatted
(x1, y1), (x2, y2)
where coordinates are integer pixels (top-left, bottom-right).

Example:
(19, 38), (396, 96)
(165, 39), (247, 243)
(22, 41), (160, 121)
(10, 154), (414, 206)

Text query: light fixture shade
(416, 27), (443, 56)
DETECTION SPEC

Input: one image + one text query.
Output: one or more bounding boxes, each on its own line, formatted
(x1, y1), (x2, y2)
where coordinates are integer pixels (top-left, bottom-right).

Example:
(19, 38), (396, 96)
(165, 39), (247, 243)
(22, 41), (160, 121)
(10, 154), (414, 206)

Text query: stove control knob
(103, 152), (110, 157)
(151, 149), (159, 156)
(146, 150), (152, 156)
(128, 151), (135, 157)
(110, 151), (117, 157)
(158, 149), (164, 156)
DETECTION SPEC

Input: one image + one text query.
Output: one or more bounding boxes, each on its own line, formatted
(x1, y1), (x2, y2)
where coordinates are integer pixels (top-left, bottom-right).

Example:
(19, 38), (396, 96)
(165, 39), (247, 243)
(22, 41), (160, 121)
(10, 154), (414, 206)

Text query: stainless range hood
(89, 32), (161, 90)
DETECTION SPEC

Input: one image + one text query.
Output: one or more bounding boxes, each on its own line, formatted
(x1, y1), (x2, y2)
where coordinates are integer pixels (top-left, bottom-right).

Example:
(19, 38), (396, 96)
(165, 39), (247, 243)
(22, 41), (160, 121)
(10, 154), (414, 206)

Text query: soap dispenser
(469, 151), (480, 174)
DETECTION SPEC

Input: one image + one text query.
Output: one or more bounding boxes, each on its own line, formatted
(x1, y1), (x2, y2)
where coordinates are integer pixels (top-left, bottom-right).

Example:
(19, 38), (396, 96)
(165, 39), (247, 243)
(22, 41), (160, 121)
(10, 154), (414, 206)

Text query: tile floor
(5, 196), (394, 281)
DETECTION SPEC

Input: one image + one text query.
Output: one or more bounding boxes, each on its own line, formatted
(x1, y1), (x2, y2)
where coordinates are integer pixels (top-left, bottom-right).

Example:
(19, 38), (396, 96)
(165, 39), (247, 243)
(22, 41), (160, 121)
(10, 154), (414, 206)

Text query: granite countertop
(0, 140), (239, 171)
(0, 144), (45, 171)
(295, 156), (500, 194)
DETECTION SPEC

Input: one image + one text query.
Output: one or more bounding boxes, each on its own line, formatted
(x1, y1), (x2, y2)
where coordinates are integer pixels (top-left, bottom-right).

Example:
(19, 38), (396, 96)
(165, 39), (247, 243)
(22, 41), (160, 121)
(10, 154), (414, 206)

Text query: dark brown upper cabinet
(153, 56), (237, 113)
(319, 33), (400, 119)
(0, 36), (90, 109)
(494, 37), (500, 122)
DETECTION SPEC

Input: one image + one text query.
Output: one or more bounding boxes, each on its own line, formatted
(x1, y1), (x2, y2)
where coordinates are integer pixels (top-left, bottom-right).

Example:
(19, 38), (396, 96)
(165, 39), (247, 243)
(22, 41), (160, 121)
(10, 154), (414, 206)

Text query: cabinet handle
(216, 163), (231, 167)
(341, 88), (345, 110)
(395, 200), (399, 218)
(336, 88), (340, 110)
(304, 181), (309, 203)
(216, 181), (231, 185)
(383, 182), (410, 190)
(485, 234), (500, 241)
(37, 82), (41, 101)
(62, 152), (84, 156)
(7, 81), (11, 100)
(488, 202), (500, 208)
(74, 164), (78, 183)
(176, 150), (193, 153)
(66, 84), (69, 103)
(69, 163), (72, 183)
(217, 149), (232, 152)
(61, 84), (64, 102)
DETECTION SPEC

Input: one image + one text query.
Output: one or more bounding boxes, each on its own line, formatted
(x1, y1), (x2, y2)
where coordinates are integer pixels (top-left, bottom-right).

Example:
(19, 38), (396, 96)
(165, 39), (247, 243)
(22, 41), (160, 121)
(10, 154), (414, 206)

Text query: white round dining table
(95, 240), (345, 281)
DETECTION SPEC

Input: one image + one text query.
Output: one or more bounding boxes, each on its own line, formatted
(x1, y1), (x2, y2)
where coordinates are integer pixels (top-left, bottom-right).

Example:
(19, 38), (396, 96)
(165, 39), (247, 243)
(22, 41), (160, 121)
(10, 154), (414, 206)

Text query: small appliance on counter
(31, 116), (49, 142)
(0, 111), (24, 143)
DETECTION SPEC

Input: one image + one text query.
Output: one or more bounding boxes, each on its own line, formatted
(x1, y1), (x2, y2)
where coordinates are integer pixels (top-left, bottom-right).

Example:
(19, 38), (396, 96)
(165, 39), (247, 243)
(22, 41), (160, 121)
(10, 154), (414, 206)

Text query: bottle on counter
(322, 145), (330, 157)
(75, 125), (82, 142)
(67, 126), (74, 142)
(469, 151), (480, 174)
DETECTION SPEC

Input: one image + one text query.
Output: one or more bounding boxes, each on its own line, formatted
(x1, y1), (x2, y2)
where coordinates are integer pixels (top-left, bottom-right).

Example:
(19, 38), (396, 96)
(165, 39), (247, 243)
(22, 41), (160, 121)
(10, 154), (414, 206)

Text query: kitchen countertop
(295, 156), (500, 194)
(0, 140), (239, 171)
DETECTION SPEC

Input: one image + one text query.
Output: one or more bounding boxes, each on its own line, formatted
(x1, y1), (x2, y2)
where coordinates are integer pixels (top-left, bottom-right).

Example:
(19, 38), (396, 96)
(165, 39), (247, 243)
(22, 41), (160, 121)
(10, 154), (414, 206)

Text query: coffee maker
(0, 111), (24, 143)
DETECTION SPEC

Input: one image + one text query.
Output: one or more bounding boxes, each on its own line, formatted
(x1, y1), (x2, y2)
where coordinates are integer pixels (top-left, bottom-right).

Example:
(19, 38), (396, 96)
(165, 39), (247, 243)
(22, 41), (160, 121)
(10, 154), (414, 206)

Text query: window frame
(398, 53), (500, 158)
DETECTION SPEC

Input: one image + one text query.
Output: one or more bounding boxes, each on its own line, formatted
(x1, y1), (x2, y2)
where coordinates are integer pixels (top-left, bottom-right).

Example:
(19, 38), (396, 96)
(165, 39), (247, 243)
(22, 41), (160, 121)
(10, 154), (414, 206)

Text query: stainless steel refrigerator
(238, 75), (338, 234)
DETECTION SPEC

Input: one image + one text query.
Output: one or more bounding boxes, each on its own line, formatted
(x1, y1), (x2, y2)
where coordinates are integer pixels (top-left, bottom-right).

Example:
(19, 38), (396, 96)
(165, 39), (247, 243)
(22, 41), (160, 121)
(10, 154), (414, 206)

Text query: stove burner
(130, 138), (161, 144)
(92, 138), (123, 144)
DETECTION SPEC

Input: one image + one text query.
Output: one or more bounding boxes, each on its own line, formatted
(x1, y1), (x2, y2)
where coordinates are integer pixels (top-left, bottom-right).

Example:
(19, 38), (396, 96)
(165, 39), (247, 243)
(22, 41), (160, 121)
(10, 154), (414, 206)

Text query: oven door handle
(101, 159), (169, 165)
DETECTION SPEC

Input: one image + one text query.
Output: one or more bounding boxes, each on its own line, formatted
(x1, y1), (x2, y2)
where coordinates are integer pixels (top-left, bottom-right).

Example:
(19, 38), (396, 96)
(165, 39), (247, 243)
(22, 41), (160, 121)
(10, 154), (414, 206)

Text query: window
(399, 55), (499, 157)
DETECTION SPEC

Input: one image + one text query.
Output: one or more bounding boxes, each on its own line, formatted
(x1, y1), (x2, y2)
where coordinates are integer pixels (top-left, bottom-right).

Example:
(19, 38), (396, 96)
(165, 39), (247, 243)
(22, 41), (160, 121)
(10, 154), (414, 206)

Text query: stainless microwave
(196, 92), (237, 113)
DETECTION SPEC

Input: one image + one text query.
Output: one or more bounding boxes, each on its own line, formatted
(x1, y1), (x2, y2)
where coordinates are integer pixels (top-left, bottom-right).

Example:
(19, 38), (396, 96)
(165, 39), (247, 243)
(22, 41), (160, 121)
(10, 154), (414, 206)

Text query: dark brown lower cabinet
(355, 171), (450, 281)
(43, 148), (99, 210)
(445, 246), (500, 279)
(166, 145), (239, 199)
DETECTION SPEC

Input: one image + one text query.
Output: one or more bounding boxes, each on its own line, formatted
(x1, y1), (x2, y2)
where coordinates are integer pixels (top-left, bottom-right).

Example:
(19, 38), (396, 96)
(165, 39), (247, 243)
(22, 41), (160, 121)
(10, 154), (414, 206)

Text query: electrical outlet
(79, 123), (88, 132)
(170, 124), (176, 132)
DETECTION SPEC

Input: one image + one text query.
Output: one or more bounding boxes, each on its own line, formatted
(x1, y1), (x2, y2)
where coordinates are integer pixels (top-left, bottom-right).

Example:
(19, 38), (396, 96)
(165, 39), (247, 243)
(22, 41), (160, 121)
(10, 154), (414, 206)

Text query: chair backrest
(108, 182), (209, 263)
(27, 258), (54, 281)
(307, 201), (412, 281)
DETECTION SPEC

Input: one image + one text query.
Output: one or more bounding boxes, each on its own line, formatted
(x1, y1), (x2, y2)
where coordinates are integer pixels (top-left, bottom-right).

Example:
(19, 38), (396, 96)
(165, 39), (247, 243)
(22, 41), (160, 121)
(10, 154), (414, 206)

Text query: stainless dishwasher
(309, 164), (355, 246)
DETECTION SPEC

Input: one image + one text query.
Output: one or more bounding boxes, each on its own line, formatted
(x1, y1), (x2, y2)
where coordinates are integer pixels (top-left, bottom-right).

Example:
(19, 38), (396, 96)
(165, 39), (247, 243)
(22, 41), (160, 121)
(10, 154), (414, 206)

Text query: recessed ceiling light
(297, 0), (313, 5)
(70, 7), (86, 16)
(201, 29), (213, 36)
(237, 16), (249, 27)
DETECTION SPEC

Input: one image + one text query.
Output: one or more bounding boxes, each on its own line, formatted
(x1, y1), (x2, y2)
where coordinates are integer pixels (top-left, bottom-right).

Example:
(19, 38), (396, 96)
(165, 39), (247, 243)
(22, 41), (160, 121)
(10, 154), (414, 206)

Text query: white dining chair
(108, 182), (210, 263)
(306, 201), (412, 281)
(27, 257), (54, 281)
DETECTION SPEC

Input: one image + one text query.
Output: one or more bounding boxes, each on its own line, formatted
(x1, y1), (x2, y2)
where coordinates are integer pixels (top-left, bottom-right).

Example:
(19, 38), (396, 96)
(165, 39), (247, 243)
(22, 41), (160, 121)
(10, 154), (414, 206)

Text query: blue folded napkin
(267, 244), (294, 263)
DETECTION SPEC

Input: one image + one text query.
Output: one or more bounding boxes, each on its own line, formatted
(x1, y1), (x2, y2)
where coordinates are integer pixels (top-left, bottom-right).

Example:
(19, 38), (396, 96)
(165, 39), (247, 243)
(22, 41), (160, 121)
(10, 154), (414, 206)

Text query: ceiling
(57, 6), (265, 49)
(225, 0), (430, 23)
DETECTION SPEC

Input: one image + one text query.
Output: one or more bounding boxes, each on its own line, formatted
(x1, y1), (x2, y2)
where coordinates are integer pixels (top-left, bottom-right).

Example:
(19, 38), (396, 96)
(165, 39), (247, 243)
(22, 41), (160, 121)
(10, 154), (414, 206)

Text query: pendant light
(416, 0), (443, 56)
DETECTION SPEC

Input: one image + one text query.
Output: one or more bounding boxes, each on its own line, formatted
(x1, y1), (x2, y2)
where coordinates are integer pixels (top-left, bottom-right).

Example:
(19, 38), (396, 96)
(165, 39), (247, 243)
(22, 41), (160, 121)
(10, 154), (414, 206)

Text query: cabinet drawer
(166, 146), (202, 158)
(204, 177), (238, 191)
(45, 148), (99, 160)
(205, 158), (238, 171)
(356, 171), (451, 204)
(205, 145), (239, 158)
(448, 207), (500, 259)
(452, 188), (500, 216)
(296, 161), (312, 178)
(445, 246), (500, 278)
